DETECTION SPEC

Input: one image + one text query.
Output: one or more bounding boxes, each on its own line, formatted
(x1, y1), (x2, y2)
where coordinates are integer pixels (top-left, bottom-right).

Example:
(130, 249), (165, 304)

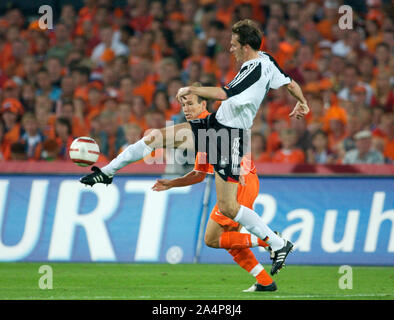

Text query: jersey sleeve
(264, 53), (291, 89)
(222, 61), (262, 98)
(194, 152), (214, 174)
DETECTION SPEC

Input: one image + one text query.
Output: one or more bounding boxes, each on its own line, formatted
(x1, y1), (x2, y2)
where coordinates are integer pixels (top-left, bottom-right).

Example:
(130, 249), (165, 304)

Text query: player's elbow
(194, 171), (206, 183)
(217, 88), (228, 100)
(144, 128), (164, 148)
(286, 79), (297, 90)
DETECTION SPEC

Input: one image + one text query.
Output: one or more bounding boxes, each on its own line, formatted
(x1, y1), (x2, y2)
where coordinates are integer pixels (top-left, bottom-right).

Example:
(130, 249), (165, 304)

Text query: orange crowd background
(0, 0), (392, 167)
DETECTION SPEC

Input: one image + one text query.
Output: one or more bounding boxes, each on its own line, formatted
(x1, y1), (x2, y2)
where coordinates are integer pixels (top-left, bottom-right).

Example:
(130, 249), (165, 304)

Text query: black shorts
(189, 112), (246, 182)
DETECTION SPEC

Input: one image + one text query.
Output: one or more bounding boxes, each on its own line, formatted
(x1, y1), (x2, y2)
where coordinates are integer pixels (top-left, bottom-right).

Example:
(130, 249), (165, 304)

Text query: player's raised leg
(80, 122), (194, 186)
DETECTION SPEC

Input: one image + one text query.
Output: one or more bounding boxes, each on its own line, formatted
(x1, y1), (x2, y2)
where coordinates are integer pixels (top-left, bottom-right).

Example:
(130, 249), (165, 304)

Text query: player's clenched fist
(289, 101), (310, 119)
(152, 179), (173, 191)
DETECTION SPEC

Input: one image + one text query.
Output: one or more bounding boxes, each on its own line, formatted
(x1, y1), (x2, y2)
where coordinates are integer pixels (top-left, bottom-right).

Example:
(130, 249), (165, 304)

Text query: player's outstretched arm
(176, 86), (227, 102)
(286, 80), (310, 119)
(152, 170), (207, 191)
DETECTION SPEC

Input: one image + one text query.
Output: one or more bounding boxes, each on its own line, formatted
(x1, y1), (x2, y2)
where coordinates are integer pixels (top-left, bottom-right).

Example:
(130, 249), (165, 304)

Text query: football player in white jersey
(80, 19), (309, 276)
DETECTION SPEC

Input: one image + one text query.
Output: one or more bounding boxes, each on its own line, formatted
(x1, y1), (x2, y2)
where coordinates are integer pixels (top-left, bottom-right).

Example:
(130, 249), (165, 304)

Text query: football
(69, 137), (100, 167)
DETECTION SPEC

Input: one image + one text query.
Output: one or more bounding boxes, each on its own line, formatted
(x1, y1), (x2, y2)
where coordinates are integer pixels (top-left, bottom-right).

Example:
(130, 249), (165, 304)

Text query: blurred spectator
(86, 82), (104, 119)
(343, 130), (384, 164)
(99, 110), (126, 159)
(46, 56), (64, 88)
(91, 24), (128, 66)
(307, 130), (334, 164)
(145, 108), (166, 130)
(251, 132), (270, 163)
(57, 100), (88, 137)
(266, 118), (288, 156)
(53, 117), (74, 160)
(272, 128), (305, 164)
(342, 115), (362, 152)
(306, 93), (325, 134)
(372, 112), (394, 162)
(10, 141), (27, 160)
(20, 112), (45, 160)
(151, 90), (173, 120)
(47, 21), (73, 64)
(20, 83), (36, 113)
(119, 123), (143, 154)
(130, 95), (148, 131)
(2, 79), (20, 100)
(371, 72), (393, 112)
(34, 95), (53, 138)
(1, 98), (23, 145)
(0, 120), (10, 160)
(290, 117), (312, 154)
(36, 68), (62, 102)
(337, 64), (373, 104)
(119, 76), (134, 104)
(130, 60), (155, 106)
(60, 75), (76, 101)
(324, 105), (348, 151)
(71, 66), (91, 102)
(41, 139), (60, 161)
(117, 102), (133, 126)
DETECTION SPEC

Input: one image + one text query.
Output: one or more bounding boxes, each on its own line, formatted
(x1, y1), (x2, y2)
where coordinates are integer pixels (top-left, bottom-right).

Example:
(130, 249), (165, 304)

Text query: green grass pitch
(0, 263), (392, 300)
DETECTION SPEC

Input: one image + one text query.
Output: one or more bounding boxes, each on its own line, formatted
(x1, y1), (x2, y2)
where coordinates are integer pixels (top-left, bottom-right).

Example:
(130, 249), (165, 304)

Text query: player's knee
(217, 200), (238, 219)
(204, 234), (220, 248)
(145, 128), (164, 147)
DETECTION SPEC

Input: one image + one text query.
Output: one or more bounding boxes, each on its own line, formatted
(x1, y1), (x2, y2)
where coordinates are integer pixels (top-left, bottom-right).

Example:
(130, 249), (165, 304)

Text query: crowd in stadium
(0, 0), (392, 167)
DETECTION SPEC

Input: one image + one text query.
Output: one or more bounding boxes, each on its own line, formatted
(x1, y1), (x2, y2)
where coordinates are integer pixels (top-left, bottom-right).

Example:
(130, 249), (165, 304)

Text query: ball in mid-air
(69, 137), (100, 167)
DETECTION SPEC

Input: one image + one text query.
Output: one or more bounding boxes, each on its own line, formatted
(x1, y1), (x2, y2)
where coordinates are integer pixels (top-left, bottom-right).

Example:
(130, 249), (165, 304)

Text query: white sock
(234, 205), (285, 251)
(249, 263), (264, 277)
(101, 138), (153, 177)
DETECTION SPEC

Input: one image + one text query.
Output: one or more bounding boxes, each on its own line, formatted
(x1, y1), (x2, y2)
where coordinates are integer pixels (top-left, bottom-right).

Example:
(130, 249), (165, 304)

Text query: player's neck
(242, 50), (259, 64)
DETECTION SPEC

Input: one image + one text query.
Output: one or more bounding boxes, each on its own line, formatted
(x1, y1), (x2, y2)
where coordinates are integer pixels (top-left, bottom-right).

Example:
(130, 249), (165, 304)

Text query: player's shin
(101, 138), (153, 177)
(229, 248), (273, 286)
(233, 205), (285, 251)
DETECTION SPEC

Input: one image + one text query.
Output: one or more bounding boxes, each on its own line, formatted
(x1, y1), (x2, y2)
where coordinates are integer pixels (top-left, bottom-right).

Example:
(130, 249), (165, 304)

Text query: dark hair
(376, 42), (390, 51)
(10, 142), (26, 154)
(121, 25), (135, 37)
(153, 89), (170, 107)
(56, 117), (72, 135)
(71, 66), (91, 78)
(210, 20), (225, 31)
(312, 130), (328, 140)
(37, 67), (48, 74)
(231, 19), (262, 50)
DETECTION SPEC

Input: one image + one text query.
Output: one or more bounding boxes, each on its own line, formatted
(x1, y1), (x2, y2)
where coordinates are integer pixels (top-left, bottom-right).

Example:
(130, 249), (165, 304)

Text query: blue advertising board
(0, 175), (392, 265)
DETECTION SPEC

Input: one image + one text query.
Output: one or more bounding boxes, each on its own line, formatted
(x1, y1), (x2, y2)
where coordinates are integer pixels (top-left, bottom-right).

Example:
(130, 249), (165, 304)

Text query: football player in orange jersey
(152, 86), (277, 292)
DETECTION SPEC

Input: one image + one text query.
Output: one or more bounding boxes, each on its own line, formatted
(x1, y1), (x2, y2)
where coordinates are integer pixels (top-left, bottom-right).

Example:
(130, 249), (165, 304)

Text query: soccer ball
(69, 137), (100, 167)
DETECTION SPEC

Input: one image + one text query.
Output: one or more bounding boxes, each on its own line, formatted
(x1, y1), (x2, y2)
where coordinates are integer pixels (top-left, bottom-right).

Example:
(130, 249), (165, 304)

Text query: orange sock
(219, 231), (269, 249)
(229, 248), (273, 286)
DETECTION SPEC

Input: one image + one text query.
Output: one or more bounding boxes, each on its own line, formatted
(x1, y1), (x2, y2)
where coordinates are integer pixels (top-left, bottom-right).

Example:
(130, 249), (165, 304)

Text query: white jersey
(215, 51), (291, 129)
